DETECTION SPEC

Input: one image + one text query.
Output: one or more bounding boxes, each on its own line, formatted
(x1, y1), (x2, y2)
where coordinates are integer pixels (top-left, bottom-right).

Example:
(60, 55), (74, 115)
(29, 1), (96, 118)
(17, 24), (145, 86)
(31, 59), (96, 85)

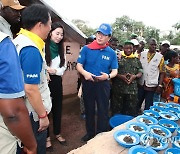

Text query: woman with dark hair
(45, 22), (67, 150)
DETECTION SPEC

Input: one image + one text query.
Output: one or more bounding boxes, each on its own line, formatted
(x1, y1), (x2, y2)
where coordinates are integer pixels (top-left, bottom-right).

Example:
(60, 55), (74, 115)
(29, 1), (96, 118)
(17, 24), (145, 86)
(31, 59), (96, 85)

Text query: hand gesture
(83, 71), (96, 81)
(38, 116), (49, 132)
(126, 73), (136, 85)
(47, 67), (57, 75)
(95, 72), (109, 81)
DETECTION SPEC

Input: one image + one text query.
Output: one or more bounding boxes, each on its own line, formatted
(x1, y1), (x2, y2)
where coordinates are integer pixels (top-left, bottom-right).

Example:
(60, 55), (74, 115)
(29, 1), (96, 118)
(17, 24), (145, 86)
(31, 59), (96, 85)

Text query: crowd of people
(0, 0), (179, 154)
(78, 24), (180, 143)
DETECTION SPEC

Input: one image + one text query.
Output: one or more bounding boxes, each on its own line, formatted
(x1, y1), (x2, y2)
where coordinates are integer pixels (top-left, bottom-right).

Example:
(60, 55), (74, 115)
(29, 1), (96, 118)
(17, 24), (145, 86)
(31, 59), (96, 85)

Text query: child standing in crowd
(111, 41), (143, 116)
(45, 22), (67, 150)
(162, 50), (180, 101)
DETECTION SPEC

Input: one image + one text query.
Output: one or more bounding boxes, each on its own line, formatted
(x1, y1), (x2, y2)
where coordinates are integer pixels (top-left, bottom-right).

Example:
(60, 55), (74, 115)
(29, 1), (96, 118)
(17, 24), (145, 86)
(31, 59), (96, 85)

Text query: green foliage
(173, 22), (180, 30)
(112, 15), (160, 44)
(72, 19), (96, 37)
(143, 26), (160, 42)
(72, 17), (180, 45)
(171, 33), (180, 45)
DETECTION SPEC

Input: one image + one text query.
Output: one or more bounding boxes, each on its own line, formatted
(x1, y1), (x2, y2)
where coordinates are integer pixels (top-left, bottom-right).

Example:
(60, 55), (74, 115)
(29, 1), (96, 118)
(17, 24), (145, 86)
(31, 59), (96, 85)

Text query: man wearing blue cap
(77, 23), (118, 142)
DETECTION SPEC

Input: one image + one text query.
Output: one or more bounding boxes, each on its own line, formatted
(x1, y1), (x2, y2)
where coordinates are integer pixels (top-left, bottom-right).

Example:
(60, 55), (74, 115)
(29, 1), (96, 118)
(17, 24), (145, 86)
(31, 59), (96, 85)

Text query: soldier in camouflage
(111, 41), (143, 116)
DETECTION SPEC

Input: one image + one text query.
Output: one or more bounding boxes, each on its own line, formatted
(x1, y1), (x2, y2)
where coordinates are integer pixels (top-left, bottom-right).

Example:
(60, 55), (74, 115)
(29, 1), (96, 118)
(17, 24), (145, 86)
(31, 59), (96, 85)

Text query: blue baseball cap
(96, 23), (112, 36)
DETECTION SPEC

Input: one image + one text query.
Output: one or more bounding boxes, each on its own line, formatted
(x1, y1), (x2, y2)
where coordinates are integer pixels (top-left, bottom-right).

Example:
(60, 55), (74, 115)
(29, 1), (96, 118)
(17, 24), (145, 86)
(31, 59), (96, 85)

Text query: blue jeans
(153, 92), (161, 102)
(30, 114), (47, 154)
(138, 86), (155, 110)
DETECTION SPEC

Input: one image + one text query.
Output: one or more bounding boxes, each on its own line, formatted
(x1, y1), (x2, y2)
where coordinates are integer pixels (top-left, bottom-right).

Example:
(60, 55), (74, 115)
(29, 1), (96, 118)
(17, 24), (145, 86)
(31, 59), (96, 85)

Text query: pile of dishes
(113, 101), (180, 153)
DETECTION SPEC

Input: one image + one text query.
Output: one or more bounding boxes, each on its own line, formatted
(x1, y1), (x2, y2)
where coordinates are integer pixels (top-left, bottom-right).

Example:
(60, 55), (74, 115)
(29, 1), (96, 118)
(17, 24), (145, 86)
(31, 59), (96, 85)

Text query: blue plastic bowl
(159, 111), (179, 121)
(177, 113), (180, 119)
(164, 107), (180, 116)
(113, 129), (139, 148)
(158, 119), (178, 133)
(150, 106), (165, 113)
(150, 125), (172, 138)
(126, 122), (149, 136)
(153, 102), (168, 109)
(136, 115), (158, 125)
(167, 102), (180, 110)
(128, 145), (157, 154)
(177, 127), (180, 136)
(165, 148), (180, 154)
(109, 114), (134, 128)
(172, 136), (180, 149)
(143, 110), (160, 118)
(140, 134), (168, 151)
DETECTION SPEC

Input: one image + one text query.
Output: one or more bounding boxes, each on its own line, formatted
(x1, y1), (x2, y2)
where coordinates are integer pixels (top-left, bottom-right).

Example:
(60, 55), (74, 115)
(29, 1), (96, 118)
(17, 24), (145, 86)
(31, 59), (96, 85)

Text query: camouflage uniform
(111, 56), (142, 116)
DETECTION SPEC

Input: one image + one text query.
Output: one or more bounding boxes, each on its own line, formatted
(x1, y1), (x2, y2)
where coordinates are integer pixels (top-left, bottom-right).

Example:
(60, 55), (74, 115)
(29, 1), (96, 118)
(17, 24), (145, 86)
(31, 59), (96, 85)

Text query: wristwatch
(107, 74), (111, 80)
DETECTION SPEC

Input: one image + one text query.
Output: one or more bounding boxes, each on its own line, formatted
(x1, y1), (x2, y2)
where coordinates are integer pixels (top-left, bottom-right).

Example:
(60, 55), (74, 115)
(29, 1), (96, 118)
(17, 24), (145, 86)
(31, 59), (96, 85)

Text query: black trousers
(47, 75), (63, 137)
(82, 80), (110, 136)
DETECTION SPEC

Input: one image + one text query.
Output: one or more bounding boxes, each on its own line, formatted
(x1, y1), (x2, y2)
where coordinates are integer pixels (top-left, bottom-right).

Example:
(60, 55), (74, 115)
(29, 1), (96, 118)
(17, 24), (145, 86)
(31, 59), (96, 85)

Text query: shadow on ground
(47, 94), (86, 154)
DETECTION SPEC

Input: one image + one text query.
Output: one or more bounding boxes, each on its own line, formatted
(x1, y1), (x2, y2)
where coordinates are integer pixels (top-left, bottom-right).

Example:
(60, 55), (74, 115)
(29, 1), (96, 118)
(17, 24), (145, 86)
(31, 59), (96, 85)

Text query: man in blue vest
(0, 31), (37, 154)
(13, 4), (52, 153)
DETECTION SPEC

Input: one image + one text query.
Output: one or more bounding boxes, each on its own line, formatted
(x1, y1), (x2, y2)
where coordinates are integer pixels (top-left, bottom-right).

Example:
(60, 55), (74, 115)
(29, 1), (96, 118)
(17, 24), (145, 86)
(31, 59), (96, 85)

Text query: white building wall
(62, 41), (81, 95)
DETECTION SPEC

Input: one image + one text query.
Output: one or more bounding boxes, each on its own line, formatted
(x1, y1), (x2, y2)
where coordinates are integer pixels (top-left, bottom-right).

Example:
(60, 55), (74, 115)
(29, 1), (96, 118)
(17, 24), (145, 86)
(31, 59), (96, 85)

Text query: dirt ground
(47, 94), (86, 154)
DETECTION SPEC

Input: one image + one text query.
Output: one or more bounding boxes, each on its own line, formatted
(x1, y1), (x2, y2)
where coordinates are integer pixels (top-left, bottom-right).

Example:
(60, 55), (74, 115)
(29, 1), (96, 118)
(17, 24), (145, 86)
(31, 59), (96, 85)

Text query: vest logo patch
(153, 59), (158, 62)
(102, 55), (110, 60)
(27, 74), (38, 78)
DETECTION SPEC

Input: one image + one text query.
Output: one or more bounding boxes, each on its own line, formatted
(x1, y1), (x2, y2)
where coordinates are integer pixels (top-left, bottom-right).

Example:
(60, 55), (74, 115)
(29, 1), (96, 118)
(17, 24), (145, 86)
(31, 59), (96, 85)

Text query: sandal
(46, 138), (53, 152)
(56, 135), (67, 146)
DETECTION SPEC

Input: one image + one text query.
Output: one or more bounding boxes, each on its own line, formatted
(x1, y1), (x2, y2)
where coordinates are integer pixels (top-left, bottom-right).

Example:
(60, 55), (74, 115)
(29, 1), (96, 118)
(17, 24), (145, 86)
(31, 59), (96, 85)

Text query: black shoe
(81, 134), (94, 143)
(56, 135), (68, 146)
(46, 146), (53, 152)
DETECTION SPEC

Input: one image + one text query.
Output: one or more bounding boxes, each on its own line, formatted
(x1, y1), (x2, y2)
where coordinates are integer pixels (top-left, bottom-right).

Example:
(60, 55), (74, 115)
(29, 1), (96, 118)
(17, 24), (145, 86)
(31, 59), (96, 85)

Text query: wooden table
(68, 118), (179, 154)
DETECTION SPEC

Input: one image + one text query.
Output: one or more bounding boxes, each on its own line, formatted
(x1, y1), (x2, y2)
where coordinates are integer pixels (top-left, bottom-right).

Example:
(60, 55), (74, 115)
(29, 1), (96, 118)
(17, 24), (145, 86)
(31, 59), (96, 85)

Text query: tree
(112, 15), (158, 44)
(173, 22), (180, 30)
(72, 17), (179, 45)
(143, 26), (160, 43)
(72, 19), (96, 37)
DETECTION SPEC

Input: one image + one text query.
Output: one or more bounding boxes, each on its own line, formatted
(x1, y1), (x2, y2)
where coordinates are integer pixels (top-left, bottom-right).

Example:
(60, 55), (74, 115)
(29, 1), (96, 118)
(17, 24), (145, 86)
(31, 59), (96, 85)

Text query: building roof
(19, 0), (87, 45)
(40, 0), (87, 42)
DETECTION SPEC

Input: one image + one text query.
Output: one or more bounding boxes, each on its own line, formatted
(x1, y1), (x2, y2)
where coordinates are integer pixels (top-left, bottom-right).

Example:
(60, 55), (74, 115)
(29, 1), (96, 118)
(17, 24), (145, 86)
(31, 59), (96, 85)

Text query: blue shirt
(77, 46), (118, 76)
(0, 37), (24, 98)
(19, 46), (43, 84)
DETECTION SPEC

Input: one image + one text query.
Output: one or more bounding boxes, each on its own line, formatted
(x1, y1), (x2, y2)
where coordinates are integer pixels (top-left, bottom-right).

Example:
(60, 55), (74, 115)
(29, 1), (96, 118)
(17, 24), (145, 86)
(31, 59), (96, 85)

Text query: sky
(52, 0), (180, 32)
